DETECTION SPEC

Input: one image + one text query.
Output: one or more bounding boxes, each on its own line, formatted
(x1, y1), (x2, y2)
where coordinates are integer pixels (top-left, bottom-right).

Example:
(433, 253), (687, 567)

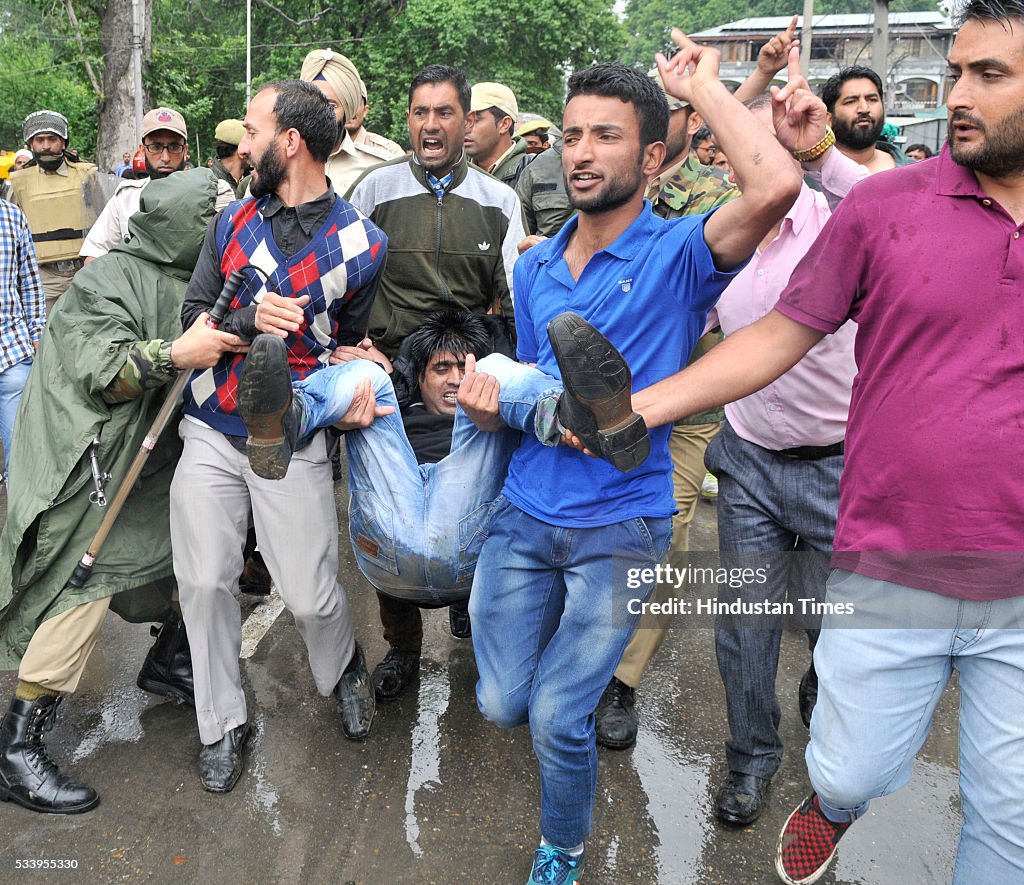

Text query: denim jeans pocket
(629, 516), (673, 561)
(349, 489), (399, 576)
(455, 495), (507, 583)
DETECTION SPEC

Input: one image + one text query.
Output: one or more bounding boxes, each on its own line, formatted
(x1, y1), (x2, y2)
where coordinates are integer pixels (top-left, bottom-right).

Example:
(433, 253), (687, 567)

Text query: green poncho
(0, 168), (221, 667)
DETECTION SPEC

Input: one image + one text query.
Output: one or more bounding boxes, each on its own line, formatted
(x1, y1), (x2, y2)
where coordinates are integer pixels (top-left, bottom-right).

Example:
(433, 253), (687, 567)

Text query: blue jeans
(295, 355), (562, 604)
(704, 421), (841, 777)
(470, 501), (673, 848)
(808, 570), (1024, 883)
(0, 358), (32, 475)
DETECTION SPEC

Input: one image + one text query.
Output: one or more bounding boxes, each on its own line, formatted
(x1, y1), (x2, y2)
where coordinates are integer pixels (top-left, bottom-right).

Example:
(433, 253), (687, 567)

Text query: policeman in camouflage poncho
(0, 168), (245, 815)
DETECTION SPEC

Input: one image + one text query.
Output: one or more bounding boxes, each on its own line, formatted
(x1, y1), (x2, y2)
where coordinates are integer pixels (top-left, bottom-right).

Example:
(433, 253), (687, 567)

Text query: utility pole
(800, 0), (814, 76)
(873, 0), (890, 91)
(131, 0), (143, 142)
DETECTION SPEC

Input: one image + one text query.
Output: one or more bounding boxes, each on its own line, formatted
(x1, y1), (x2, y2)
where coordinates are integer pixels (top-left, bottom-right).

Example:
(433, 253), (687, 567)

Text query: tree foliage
(0, 0), (624, 164)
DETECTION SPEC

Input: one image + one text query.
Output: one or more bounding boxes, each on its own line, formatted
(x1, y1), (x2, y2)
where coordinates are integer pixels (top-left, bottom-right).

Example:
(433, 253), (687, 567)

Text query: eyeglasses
(143, 142), (186, 155)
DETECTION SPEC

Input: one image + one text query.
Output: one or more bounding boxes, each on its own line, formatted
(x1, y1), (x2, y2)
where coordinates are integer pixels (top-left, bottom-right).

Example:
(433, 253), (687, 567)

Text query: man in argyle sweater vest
(170, 80), (387, 794)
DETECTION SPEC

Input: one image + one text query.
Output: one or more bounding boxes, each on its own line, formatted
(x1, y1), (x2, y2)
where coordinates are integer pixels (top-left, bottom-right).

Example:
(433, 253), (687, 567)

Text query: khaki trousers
(614, 421), (720, 687)
(39, 264), (77, 319)
(18, 597), (111, 693)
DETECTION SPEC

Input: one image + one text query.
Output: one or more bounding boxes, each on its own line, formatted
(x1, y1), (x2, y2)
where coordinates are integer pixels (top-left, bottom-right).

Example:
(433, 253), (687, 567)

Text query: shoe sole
(773, 802), (838, 885)
(137, 673), (195, 708)
(0, 781), (100, 815)
(595, 732), (636, 751)
(237, 336), (293, 480)
(200, 723), (252, 793)
(547, 312), (650, 473)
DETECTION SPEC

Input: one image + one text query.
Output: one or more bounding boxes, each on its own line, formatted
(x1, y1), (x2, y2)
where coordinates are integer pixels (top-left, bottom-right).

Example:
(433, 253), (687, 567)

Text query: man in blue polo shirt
(460, 32), (808, 884)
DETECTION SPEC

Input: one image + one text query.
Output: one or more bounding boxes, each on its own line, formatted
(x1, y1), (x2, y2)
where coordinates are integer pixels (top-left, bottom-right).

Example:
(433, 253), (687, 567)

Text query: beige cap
(142, 107), (187, 139)
(300, 49), (362, 122)
(515, 118), (552, 139)
(471, 82), (518, 120)
(647, 68), (689, 112)
(214, 119), (246, 146)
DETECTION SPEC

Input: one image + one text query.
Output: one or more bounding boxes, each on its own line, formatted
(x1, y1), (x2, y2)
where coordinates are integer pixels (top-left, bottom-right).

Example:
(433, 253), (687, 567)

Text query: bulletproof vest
(10, 161), (98, 263)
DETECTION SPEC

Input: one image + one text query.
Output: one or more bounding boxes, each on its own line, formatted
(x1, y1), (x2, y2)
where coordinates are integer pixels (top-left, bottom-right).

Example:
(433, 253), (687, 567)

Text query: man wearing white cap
(465, 81), (532, 187)
(299, 48), (395, 193)
(9, 110), (98, 315)
(81, 107), (232, 263)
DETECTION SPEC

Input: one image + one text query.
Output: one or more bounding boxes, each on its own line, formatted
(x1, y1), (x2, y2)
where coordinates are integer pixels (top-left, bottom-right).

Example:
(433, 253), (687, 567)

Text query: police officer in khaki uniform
(9, 110), (98, 317)
(299, 49), (395, 194)
(346, 76), (405, 161)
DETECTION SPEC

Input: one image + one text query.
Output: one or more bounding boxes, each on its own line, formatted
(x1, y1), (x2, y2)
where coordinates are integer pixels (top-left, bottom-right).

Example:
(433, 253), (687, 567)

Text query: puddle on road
(72, 684), (148, 761)
(245, 713), (282, 836)
(631, 707), (714, 884)
(405, 664), (451, 857)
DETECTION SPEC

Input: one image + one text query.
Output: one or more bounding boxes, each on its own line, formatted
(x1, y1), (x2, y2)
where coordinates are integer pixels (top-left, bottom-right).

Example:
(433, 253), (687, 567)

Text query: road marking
(240, 585), (285, 659)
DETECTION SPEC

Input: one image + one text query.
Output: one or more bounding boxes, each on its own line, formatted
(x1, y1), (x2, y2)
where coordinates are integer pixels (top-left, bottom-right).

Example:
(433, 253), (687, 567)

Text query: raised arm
(733, 15), (799, 102)
(656, 29), (802, 271)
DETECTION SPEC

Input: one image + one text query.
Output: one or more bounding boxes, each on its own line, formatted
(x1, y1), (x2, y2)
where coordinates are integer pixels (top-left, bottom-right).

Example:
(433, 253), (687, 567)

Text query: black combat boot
(137, 611), (195, 707)
(0, 694), (99, 814)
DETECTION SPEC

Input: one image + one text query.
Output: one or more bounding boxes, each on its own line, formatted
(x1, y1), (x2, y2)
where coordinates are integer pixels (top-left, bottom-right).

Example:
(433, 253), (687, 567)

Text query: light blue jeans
(295, 354), (562, 604)
(470, 501), (673, 848)
(0, 357), (32, 475)
(808, 569), (1024, 883)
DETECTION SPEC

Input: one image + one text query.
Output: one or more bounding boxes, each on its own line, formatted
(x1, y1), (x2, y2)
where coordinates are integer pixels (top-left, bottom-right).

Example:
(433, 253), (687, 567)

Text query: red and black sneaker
(775, 793), (852, 884)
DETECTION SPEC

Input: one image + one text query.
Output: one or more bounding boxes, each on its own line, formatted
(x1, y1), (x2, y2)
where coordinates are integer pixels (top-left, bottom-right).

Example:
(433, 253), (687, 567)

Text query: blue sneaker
(527, 844), (584, 884)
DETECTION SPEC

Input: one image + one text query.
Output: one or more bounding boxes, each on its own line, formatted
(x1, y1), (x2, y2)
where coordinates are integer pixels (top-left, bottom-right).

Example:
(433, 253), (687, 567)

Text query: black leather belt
(777, 440), (844, 460)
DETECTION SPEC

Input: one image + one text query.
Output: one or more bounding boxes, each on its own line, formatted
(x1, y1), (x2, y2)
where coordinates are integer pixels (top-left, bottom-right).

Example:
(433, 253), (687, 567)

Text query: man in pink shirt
(706, 84), (868, 828)
(631, 2), (1024, 882)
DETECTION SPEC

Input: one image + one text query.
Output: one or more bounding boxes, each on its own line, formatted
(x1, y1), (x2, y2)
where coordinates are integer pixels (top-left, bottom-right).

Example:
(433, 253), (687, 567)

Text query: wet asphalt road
(0, 480), (961, 884)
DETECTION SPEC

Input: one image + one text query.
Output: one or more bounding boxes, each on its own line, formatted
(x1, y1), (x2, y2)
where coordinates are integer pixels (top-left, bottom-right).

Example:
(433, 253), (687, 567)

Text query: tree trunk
(96, 0), (151, 172)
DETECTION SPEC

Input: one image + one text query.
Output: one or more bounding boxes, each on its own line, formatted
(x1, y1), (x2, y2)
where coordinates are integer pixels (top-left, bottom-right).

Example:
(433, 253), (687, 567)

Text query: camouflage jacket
(649, 152), (738, 220)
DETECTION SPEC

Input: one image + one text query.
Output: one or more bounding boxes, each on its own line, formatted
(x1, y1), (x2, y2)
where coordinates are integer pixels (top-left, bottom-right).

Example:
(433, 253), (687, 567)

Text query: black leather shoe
(799, 663), (818, 729)
(335, 643), (376, 740)
(547, 311), (650, 473)
(198, 722), (252, 793)
(595, 677), (638, 749)
(238, 550), (272, 596)
(137, 611), (195, 707)
(370, 646), (420, 701)
(714, 771), (771, 825)
(237, 334), (304, 480)
(0, 694), (99, 814)
(448, 602), (471, 639)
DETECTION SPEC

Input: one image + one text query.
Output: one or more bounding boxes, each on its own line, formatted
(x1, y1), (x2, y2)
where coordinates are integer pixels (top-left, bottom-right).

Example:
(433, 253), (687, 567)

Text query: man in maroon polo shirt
(628, 1), (1024, 882)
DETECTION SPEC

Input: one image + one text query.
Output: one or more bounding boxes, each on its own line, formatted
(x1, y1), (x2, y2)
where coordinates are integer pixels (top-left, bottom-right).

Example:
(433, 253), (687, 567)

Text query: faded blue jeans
(808, 570), (1024, 883)
(0, 357), (31, 475)
(295, 354), (562, 604)
(470, 501), (673, 848)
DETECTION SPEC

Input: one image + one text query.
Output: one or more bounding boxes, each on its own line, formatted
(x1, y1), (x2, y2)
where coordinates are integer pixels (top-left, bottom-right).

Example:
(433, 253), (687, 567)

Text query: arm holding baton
(69, 270), (249, 588)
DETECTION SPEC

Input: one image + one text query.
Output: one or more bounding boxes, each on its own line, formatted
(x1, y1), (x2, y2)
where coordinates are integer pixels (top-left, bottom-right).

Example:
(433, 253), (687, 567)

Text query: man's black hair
(693, 124), (714, 145)
(260, 79), (338, 163)
(905, 143), (934, 158)
(565, 63), (669, 148)
(408, 65), (472, 114)
(214, 140), (236, 160)
(956, 0), (1024, 25)
(819, 66), (885, 115)
(406, 309), (491, 380)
